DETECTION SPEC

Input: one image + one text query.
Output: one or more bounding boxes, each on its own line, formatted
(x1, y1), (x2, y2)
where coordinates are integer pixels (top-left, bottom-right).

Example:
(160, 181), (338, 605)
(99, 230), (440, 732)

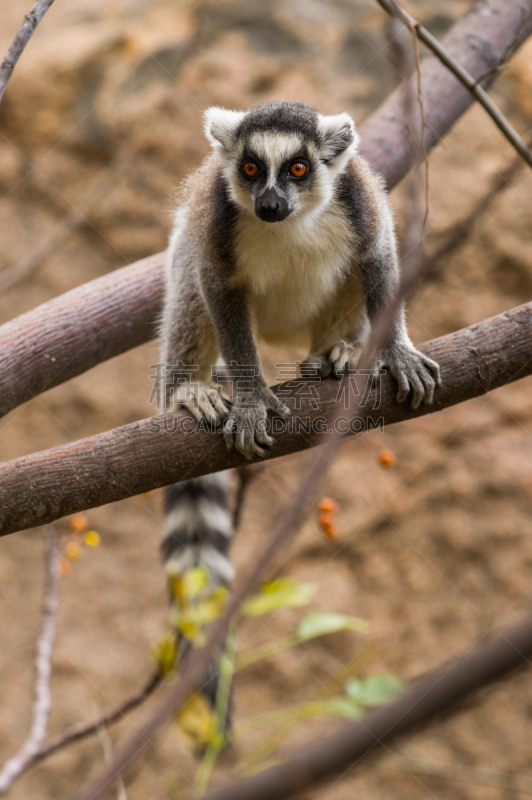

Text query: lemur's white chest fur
(232, 199), (359, 338)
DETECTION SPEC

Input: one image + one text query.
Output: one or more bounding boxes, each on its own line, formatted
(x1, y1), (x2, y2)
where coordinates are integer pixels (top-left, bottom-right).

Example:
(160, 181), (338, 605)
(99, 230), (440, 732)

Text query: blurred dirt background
(1, 0), (532, 797)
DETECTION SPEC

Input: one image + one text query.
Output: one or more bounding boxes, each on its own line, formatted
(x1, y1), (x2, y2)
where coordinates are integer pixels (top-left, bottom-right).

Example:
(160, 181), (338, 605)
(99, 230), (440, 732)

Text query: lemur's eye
(244, 162), (259, 177)
(290, 162), (307, 178)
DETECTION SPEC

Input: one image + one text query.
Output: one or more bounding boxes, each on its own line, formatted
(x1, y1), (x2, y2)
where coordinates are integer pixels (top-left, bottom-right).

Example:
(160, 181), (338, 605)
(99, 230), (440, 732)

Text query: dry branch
(197, 615), (532, 800)
(0, 252), (166, 418)
(0, 0), (530, 420)
(0, 528), (60, 793)
(0, 0), (56, 107)
(33, 670), (161, 765)
(375, 0), (532, 169)
(1, 301), (531, 537)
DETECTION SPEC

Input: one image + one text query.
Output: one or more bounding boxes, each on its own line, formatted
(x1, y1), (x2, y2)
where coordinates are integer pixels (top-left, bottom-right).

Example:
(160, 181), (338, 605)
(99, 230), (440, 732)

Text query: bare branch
(380, 753), (532, 795)
(0, 0), (56, 107)
(191, 615), (532, 800)
(1, 300), (531, 537)
(375, 0), (532, 169)
(0, 527), (60, 793)
(0, 0), (530, 420)
(33, 670), (161, 766)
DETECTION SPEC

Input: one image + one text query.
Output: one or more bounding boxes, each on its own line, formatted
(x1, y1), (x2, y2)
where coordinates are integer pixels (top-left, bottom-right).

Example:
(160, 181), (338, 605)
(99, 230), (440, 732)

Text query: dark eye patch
(278, 151), (312, 185)
(240, 149), (266, 180)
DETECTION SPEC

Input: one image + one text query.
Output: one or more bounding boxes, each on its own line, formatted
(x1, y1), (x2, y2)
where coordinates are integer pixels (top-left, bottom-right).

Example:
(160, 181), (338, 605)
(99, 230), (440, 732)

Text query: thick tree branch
(375, 0), (532, 169)
(197, 615), (532, 800)
(0, 301), (531, 537)
(0, 252), (166, 418)
(0, 0), (56, 107)
(0, 0), (530, 420)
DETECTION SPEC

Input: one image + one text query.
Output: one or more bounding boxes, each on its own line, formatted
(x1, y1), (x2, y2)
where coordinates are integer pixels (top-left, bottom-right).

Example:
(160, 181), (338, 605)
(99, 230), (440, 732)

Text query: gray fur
(160, 101), (441, 459)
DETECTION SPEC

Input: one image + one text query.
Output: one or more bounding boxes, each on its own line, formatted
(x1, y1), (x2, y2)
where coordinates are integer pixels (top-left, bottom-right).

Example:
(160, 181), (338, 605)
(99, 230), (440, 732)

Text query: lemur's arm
(198, 263), (290, 458)
(359, 228), (441, 409)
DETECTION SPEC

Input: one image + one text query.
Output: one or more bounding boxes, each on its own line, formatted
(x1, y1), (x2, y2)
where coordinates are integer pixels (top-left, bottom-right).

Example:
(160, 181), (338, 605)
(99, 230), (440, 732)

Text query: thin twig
(473, 8), (526, 87)
(0, 527), (60, 793)
(409, 23), (429, 231)
(232, 466), (260, 529)
(426, 144), (528, 279)
(0, 669), (161, 789)
(34, 670), (162, 764)
(0, 0), (56, 108)
(375, 0), (532, 170)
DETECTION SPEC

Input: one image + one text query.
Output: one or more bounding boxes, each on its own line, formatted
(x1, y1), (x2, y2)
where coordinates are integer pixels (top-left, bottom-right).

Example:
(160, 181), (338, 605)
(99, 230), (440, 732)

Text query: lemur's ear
(204, 107), (245, 151)
(318, 113), (359, 161)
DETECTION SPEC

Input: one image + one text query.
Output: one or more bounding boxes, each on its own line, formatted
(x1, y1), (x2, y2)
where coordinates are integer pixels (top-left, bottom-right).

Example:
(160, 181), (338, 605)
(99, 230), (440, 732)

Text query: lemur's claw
(379, 344), (440, 410)
(223, 386), (286, 459)
(175, 382), (230, 425)
(301, 341), (364, 381)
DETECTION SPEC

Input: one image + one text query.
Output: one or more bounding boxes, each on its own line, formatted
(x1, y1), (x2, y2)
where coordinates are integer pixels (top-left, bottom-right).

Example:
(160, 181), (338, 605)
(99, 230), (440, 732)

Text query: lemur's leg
(159, 259), (228, 425)
(358, 222), (441, 409)
(196, 269), (290, 459)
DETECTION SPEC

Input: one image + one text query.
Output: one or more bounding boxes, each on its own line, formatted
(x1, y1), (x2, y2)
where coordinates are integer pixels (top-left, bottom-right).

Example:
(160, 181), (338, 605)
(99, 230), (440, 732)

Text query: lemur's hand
(174, 381), (230, 425)
(378, 342), (441, 409)
(223, 385), (290, 460)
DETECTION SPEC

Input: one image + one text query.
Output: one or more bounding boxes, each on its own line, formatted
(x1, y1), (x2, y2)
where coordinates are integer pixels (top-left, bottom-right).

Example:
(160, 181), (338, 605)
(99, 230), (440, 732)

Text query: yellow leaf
(175, 693), (216, 750)
(152, 631), (178, 677)
(170, 589), (228, 643)
(170, 566), (210, 605)
(242, 578), (315, 617)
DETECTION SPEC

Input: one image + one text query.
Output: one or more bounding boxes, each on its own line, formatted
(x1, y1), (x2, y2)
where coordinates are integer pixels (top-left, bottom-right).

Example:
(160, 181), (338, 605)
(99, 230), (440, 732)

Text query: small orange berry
(318, 497), (339, 514)
(378, 449), (397, 468)
(318, 512), (339, 540)
(65, 541), (82, 560)
(59, 558), (72, 576)
(69, 513), (89, 533)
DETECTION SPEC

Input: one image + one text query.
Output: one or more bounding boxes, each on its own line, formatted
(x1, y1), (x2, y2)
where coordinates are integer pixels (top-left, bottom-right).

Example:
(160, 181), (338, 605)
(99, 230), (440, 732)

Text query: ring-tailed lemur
(159, 101), (440, 703)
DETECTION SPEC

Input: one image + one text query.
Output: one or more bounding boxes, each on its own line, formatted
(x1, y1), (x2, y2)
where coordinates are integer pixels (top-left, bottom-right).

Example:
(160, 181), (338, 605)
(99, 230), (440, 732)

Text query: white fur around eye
(204, 107), (246, 151)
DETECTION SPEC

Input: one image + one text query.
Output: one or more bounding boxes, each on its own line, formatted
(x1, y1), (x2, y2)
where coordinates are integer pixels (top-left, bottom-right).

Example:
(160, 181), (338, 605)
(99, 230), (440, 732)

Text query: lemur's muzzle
(255, 188), (291, 223)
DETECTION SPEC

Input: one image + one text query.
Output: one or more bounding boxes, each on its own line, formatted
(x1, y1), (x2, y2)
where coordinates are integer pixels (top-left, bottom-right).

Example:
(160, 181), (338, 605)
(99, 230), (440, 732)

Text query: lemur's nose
(255, 189), (290, 222)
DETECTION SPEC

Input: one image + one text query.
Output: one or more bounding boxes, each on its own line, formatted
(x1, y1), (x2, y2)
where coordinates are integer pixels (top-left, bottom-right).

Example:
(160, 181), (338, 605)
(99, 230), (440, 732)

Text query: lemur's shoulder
(335, 154), (390, 253)
(174, 154), (238, 267)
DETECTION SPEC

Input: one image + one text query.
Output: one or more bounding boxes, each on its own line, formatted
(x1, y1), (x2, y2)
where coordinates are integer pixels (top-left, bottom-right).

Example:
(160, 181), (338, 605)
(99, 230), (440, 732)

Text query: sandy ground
(1, 0), (532, 797)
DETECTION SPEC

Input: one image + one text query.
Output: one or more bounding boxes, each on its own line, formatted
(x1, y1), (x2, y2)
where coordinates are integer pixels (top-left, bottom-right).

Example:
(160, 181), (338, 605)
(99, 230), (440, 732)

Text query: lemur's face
(205, 102), (359, 224)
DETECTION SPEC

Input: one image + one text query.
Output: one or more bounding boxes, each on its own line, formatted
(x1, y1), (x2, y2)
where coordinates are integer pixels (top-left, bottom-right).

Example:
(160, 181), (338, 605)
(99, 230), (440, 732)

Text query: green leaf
(346, 673), (405, 706)
(313, 698), (365, 720)
(297, 612), (370, 642)
(242, 578), (315, 617)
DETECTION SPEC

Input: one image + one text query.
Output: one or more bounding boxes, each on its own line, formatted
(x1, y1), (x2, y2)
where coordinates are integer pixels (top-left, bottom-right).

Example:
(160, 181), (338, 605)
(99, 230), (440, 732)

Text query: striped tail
(162, 471), (234, 708)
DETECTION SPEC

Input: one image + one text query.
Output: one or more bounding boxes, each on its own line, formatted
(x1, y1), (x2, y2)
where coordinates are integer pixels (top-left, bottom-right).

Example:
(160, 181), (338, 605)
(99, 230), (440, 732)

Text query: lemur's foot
(223, 386), (290, 460)
(378, 342), (441, 409)
(301, 340), (364, 380)
(174, 381), (230, 425)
